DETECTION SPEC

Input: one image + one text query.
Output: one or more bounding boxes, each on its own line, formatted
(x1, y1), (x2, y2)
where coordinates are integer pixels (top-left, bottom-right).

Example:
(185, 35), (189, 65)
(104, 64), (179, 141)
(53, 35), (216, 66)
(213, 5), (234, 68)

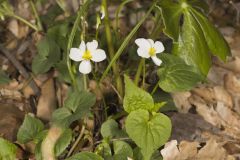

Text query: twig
(66, 125), (86, 158)
(0, 44), (40, 96)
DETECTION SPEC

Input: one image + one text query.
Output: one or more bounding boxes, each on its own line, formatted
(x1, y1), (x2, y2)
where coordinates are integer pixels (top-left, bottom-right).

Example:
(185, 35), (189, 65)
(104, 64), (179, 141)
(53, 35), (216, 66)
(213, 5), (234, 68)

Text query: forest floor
(1, 0), (240, 160)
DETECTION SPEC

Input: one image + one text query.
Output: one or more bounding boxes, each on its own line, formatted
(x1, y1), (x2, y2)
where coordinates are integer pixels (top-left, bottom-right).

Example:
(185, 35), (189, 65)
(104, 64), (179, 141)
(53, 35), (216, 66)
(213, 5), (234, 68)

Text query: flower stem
(142, 59), (146, 88)
(102, 0), (124, 101)
(83, 74), (88, 90)
(134, 59), (144, 85)
(66, 0), (91, 89)
(151, 80), (160, 95)
(12, 14), (39, 32)
(29, 0), (43, 31)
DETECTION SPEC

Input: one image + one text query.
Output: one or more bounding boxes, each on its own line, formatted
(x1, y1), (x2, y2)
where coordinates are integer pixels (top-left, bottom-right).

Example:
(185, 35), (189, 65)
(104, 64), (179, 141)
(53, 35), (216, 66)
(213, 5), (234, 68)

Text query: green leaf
(17, 115), (44, 143)
(47, 22), (69, 48)
(186, 0), (209, 13)
(158, 54), (203, 92)
(35, 141), (43, 160)
(159, 0), (230, 76)
(34, 130), (48, 144)
(112, 140), (133, 160)
(32, 55), (53, 74)
(55, 129), (72, 156)
(52, 107), (72, 127)
(123, 75), (154, 113)
(53, 90), (96, 128)
(125, 109), (171, 160)
(190, 8), (230, 61)
(174, 10), (211, 75)
(101, 119), (127, 139)
(40, 4), (63, 26)
(55, 60), (71, 83)
(158, 0), (182, 41)
(95, 141), (112, 158)
(32, 36), (61, 75)
(0, 70), (10, 84)
(64, 90), (96, 113)
(65, 152), (103, 160)
(33, 131), (46, 160)
(0, 138), (17, 160)
(159, 0), (208, 41)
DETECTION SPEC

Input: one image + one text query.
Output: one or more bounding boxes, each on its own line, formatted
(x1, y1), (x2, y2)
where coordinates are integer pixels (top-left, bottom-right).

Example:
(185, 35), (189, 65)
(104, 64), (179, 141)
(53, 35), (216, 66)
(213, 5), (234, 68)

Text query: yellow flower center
(149, 47), (156, 56)
(82, 50), (92, 60)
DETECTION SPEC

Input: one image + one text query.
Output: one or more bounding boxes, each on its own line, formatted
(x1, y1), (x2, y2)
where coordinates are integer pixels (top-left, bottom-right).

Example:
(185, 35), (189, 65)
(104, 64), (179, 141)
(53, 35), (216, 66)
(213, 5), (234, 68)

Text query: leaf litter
(1, 0), (240, 159)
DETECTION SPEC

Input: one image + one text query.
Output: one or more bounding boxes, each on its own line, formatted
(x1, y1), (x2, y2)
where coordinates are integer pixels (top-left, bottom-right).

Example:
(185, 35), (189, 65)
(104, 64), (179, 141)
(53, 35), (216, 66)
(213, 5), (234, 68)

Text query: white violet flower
(135, 38), (164, 66)
(69, 40), (106, 74)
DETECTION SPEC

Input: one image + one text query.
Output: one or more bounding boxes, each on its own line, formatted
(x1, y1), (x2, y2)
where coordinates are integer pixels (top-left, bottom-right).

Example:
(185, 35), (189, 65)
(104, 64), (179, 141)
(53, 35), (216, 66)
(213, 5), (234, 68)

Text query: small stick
(0, 44), (40, 96)
(66, 125), (86, 158)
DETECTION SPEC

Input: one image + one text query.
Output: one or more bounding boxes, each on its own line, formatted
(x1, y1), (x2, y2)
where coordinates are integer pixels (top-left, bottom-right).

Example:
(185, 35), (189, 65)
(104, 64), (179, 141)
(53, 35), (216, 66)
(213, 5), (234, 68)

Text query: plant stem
(99, 2), (156, 83)
(29, 0), (43, 31)
(102, 0), (124, 100)
(134, 59), (144, 85)
(151, 80), (160, 95)
(110, 111), (127, 120)
(142, 59), (146, 88)
(12, 14), (39, 31)
(80, 0), (86, 41)
(83, 74), (88, 90)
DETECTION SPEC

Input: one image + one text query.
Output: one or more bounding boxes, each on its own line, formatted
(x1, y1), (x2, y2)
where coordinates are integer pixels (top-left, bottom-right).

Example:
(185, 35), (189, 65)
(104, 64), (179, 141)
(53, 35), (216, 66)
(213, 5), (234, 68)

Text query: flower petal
(135, 38), (151, 50)
(91, 49), (106, 62)
(137, 48), (150, 58)
(86, 40), (98, 52)
(154, 41), (165, 54)
(79, 41), (86, 51)
(147, 39), (154, 46)
(79, 60), (92, 74)
(69, 48), (83, 61)
(151, 56), (162, 66)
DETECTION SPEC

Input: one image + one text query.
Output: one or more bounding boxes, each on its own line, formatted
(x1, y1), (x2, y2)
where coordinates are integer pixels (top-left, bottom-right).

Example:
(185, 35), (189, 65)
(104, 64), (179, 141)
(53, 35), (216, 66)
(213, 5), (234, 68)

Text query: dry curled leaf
(161, 140), (179, 160)
(172, 92), (192, 113)
(37, 78), (56, 121)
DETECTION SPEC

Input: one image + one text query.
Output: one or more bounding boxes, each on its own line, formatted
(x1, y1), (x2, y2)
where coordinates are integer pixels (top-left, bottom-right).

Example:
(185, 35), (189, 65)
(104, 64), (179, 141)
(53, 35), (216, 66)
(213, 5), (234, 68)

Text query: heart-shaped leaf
(125, 109), (171, 160)
(158, 54), (203, 92)
(32, 36), (61, 75)
(123, 75), (154, 113)
(112, 140), (133, 160)
(17, 115), (44, 143)
(100, 119), (127, 138)
(0, 138), (17, 160)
